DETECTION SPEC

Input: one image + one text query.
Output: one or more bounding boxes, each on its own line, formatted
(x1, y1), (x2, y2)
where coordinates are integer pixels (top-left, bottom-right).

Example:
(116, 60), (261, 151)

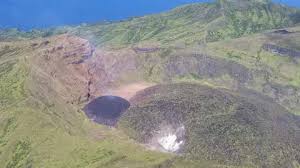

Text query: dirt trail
(109, 82), (155, 100)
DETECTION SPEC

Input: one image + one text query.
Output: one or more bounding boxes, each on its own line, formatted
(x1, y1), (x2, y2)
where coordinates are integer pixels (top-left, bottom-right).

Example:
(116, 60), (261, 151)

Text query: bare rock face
(28, 35), (138, 105)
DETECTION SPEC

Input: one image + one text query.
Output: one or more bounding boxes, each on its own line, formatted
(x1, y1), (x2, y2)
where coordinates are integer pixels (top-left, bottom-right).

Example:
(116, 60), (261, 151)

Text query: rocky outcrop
(272, 29), (293, 34)
(132, 47), (160, 53)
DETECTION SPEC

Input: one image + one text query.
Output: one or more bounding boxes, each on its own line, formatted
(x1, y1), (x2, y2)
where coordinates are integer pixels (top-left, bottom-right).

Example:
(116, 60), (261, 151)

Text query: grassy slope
(201, 27), (300, 115)
(207, 28), (300, 86)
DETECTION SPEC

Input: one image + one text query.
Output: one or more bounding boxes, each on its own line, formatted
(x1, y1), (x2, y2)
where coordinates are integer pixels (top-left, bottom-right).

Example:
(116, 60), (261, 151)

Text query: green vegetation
(0, 62), (27, 107)
(207, 0), (298, 41)
(6, 140), (32, 168)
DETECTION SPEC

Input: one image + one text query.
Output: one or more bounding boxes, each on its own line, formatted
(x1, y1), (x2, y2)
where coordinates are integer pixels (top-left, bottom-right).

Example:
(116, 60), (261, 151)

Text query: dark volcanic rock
(262, 43), (300, 58)
(83, 96), (130, 126)
(133, 47), (161, 53)
(120, 83), (300, 168)
(272, 29), (292, 34)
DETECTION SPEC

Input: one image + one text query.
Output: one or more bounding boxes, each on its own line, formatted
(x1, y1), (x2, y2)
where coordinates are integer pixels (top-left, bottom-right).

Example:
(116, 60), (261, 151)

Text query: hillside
(0, 0), (300, 168)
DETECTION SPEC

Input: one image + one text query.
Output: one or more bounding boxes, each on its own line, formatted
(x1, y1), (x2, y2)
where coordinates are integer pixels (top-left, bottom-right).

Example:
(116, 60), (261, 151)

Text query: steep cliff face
(26, 35), (139, 105)
(28, 35), (94, 104)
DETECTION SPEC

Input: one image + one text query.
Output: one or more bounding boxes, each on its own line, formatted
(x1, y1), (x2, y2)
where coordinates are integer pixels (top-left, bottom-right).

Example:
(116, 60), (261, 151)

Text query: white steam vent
(149, 125), (185, 153)
(158, 133), (183, 152)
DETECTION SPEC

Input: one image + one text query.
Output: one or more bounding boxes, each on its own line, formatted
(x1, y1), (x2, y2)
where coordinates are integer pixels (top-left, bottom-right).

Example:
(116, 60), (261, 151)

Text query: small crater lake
(83, 96), (130, 126)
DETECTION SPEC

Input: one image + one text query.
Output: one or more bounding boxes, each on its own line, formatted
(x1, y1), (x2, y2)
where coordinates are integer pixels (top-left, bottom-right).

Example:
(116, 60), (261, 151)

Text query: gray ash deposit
(83, 96), (130, 126)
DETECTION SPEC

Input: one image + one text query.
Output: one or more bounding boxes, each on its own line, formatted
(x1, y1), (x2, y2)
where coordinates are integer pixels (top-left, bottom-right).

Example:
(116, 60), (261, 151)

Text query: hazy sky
(0, 0), (299, 30)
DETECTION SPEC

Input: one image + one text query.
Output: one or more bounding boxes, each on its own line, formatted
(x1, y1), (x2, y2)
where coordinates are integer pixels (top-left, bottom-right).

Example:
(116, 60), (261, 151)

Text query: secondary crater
(83, 96), (130, 126)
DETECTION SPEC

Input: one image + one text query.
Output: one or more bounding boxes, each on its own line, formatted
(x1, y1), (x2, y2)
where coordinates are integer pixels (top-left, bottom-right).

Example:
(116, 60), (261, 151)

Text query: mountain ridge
(1, 0), (300, 46)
